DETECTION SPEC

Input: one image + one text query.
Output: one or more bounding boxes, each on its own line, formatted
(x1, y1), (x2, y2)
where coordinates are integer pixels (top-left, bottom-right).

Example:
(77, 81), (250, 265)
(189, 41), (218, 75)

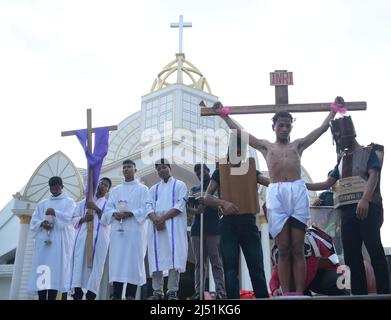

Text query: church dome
(150, 53), (211, 94)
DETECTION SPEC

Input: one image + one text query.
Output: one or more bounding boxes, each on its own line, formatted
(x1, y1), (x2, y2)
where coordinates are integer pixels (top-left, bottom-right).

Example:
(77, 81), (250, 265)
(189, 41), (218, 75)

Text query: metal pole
(199, 127), (204, 300)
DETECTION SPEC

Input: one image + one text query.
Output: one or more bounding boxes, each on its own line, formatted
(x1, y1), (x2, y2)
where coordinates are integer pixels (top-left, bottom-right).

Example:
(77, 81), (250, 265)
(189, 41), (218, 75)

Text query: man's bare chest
(267, 144), (299, 160)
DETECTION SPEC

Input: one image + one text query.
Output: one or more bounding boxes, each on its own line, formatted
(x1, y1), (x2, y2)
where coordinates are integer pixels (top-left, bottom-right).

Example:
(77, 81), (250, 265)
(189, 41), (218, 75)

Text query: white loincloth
(266, 179), (309, 239)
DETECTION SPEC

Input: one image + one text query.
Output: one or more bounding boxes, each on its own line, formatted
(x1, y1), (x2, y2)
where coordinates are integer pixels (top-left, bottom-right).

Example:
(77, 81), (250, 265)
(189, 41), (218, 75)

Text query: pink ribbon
(220, 106), (231, 117)
(330, 103), (347, 115)
(199, 100), (231, 117)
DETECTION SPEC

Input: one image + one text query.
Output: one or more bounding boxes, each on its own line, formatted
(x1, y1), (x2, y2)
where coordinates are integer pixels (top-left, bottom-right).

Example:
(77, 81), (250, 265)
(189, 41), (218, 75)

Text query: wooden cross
(170, 15), (192, 54)
(201, 70), (366, 116)
(61, 109), (117, 267)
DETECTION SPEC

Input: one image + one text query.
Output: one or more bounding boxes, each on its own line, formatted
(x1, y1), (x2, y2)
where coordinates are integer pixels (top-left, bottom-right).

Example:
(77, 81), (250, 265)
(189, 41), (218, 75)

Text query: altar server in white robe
(29, 176), (76, 300)
(70, 177), (112, 300)
(102, 159), (153, 300)
(147, 159), (188, 300)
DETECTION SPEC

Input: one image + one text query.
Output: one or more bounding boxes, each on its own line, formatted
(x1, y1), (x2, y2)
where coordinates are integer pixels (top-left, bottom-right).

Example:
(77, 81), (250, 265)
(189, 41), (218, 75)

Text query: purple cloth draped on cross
(75, 127), (110, 203)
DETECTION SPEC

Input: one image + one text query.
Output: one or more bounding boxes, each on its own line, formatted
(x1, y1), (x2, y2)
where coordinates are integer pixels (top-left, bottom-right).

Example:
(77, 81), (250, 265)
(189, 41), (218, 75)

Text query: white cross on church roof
(170, 15), (192, 54)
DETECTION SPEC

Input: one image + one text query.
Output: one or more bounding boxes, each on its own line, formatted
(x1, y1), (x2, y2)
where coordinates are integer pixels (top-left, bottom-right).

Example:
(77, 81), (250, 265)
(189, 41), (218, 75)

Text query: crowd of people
(28, 98), (389, 299)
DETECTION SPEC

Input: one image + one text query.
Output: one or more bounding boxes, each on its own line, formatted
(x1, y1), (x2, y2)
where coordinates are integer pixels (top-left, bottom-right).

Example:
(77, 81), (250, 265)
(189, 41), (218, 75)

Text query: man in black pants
(307, 116), (389, 295)
(203, 136), (270, 299)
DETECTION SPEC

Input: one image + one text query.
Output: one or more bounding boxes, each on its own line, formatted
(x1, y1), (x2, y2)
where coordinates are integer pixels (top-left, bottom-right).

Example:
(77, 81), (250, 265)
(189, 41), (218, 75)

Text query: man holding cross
(212, 97), (341, 295)
(70, 177), (112, 300)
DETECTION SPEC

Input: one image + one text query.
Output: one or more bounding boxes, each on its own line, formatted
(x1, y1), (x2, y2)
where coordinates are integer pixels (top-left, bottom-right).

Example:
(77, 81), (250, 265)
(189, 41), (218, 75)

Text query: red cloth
(269, 235), (340, 295)
(240, 290), (256, 299)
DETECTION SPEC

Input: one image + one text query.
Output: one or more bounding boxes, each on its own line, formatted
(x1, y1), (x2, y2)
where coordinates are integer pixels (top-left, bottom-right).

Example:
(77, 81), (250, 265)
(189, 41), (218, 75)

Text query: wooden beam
(61, 110), (117, 268)
(200, 101), (367, 116)
(61, 125), (118, 137)
(86, 109), (94, 268)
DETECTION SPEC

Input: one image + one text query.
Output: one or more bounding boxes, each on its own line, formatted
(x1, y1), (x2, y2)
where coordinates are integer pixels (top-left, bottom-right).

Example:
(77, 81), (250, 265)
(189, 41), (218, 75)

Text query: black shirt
(318, 191), (334, 206)
(189, 183), (220, 236)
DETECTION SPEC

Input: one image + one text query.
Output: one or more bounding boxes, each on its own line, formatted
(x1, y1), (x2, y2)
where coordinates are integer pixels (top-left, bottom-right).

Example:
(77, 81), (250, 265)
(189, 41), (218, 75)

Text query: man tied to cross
(213, 100), (336, 295)
(201, 76), (365, 295)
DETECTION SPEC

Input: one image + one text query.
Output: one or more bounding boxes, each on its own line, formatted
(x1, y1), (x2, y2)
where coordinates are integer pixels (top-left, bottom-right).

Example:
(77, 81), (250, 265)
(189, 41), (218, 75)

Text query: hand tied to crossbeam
(199, 96), (366, 117)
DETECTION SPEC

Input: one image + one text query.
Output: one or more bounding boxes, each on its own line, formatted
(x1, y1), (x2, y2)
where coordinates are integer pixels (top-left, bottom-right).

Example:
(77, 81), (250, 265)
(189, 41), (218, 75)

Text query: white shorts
(266, 179), (309, 239)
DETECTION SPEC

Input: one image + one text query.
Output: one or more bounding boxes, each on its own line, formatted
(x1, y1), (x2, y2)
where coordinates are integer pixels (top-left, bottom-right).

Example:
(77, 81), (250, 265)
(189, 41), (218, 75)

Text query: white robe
(29, 192), (76, 293)
(70, 196), (111, 294)
(147, 177), (188, 273)
(102, 179), (152, 285)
